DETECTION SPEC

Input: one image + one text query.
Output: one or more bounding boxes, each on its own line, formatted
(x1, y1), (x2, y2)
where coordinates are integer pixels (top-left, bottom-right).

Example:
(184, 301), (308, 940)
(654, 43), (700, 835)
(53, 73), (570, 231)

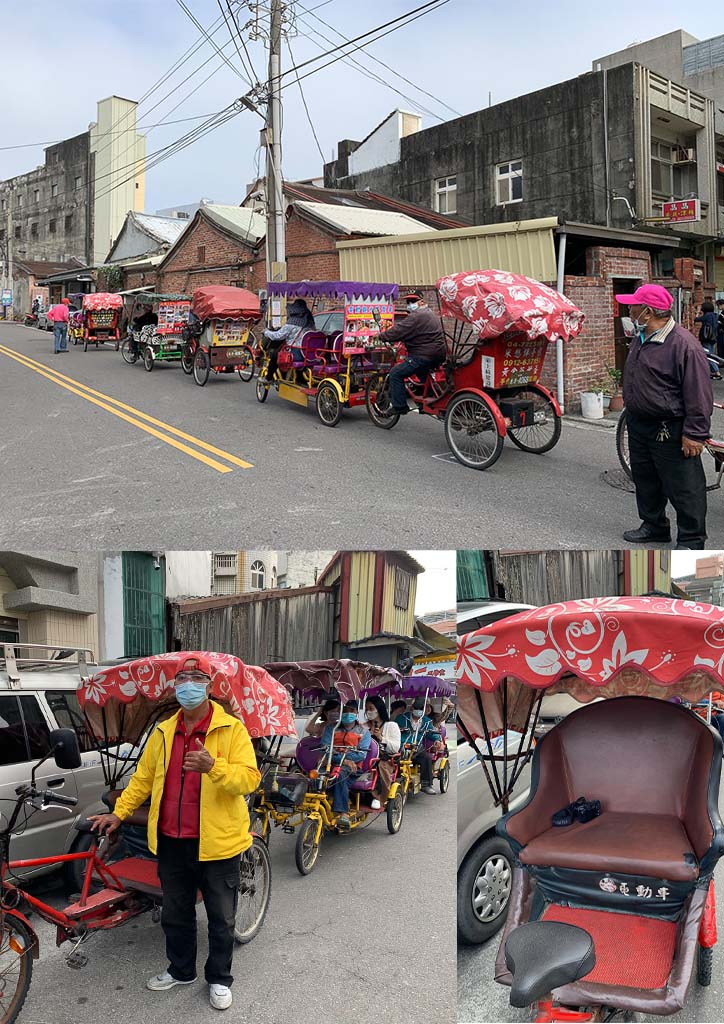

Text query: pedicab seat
(102, 788), (151, 828)
(349, 739), (380, 791)
(504, 921), (595, 1007)
(295, 735), (325, 774)
(499, 697), (724, 883)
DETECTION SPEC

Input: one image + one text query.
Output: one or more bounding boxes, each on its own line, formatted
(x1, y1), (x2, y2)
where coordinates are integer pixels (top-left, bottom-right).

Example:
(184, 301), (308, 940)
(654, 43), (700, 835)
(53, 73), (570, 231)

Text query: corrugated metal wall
(494, 551), (620, 605)
(347, 552), (376, 641)
(169, 591), (334, 663)
(626, 550), (671, 596)
(382, 560), (417, 637)
(337, 218), (559, 286)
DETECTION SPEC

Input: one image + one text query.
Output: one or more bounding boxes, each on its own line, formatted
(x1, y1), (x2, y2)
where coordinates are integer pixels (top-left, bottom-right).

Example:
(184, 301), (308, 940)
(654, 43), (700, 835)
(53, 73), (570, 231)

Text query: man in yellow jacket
(89, 656), (261, 1012)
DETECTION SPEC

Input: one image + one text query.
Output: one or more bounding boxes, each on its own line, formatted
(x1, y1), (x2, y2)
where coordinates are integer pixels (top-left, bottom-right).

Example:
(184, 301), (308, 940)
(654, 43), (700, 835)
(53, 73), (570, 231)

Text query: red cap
(177, 656), (208, 676)
(615, 284), (673, 310)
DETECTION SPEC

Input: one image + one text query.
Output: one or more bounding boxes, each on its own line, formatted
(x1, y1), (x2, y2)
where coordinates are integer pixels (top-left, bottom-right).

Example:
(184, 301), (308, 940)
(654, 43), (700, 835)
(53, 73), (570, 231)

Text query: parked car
(0, 643), (124, 890)
(36, 309), (53, 331)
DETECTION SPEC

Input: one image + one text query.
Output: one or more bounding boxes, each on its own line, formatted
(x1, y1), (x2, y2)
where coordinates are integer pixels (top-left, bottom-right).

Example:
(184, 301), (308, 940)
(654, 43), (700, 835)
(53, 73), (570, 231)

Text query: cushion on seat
(519, 811), (698, 881)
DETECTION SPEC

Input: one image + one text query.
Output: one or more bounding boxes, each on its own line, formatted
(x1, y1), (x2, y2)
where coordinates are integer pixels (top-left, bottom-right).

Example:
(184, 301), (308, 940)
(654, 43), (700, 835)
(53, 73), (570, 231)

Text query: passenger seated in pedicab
(320, 698), (371, 830)
(364, 695), (401, 803)
(390, 699), (407, 722)
(304, 697), (341, 738)
(398, 698), (441, 795)
(130, 304), (158, 353)
(376, 289), (448, 415)
(261, 298), (316, 381)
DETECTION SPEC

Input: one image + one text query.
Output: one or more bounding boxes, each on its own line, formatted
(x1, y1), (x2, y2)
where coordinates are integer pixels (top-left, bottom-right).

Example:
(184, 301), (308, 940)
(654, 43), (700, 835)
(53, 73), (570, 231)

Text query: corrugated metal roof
(294, 200), (435, 237)
(133, 213), (187, 246)
(203, 204), (265, 244)
(337, 217), (559, 285)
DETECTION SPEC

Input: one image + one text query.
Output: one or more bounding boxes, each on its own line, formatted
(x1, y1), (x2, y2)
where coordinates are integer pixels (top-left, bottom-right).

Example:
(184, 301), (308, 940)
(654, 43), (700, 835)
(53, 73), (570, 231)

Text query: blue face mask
(175, 682), (209, 710)
(406, 302), (419, 312)
(340, 712), (357, 727)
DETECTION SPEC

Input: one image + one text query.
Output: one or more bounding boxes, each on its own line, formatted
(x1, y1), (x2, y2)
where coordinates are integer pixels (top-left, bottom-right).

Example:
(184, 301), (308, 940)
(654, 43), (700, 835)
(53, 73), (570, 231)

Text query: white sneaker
(147, 970), (196, 991)
(209, 984), (233, 1010)
(371, 799), (382, 810)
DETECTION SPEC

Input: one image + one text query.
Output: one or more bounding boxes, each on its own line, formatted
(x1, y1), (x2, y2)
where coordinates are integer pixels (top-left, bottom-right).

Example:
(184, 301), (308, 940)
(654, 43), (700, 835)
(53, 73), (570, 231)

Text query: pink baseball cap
(614, 284), (673, 310)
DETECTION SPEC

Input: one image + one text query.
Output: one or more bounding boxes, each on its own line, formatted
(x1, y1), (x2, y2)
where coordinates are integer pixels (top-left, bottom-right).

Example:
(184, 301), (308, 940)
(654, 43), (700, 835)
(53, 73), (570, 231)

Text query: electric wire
(285, 37), (326, 164)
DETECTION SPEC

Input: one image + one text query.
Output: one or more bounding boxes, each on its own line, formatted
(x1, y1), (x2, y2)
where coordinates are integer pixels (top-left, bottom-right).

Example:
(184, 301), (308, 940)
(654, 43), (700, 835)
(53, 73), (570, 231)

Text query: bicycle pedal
(66, 951), (88, 969)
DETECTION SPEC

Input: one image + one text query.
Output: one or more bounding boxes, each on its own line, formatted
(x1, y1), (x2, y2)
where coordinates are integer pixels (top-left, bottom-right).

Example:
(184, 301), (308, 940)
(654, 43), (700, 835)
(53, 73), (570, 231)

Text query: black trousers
(157, 835), (240, 987)
(628, 415), (707, 548)
(413, 750), (433, 787)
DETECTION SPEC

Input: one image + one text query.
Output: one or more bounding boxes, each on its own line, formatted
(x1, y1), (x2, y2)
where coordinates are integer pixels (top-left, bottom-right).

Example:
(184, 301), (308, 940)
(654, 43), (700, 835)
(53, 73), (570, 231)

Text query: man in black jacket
(378, 290), (447, 414)
(616, 284), (712, 549)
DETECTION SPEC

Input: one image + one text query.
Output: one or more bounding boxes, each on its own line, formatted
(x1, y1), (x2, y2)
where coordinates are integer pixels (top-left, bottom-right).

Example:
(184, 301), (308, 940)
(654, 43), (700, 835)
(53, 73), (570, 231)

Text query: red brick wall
(159, 217), (259, 294)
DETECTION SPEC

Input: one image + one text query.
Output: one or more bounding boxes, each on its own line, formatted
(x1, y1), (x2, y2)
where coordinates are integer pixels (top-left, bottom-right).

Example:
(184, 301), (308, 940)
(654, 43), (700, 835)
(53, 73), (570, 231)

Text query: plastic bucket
(580, 391), (604, 420)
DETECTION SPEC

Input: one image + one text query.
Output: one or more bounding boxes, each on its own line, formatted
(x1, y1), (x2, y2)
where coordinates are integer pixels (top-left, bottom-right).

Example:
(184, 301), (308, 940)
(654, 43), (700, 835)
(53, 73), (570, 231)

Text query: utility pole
(266, 0), (285, 283)
(4, 186), (12, 319)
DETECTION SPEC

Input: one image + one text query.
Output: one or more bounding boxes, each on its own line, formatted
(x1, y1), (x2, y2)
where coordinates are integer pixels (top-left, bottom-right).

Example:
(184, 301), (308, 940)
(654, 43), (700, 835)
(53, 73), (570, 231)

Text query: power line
(225, 0), (259, 83)
(175, 0), (252, 85)
(0, 112), (226, 153)
(285, 37), (326, 164)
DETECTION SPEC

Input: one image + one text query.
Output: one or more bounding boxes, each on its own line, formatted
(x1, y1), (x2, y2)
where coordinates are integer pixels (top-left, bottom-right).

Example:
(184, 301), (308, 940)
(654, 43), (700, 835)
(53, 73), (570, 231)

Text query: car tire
(457, 836), (513, 945)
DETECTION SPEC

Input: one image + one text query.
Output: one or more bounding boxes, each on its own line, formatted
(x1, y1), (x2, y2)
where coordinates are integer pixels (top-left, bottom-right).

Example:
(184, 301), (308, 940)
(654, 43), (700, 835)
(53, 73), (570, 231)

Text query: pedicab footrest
(262, 772), (309, 808)
(542, 905), (677, 989)
(65, 887), (131, 917)
(108, 857), (163, 897)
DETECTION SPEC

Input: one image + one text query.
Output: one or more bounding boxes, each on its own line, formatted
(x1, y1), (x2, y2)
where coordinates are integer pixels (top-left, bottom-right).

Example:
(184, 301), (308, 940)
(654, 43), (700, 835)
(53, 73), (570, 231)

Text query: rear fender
(453, 388), (507, 437)
(525, 381), (562, 417)
(3, 909), (40, 959)
(318, 376), (344, 402)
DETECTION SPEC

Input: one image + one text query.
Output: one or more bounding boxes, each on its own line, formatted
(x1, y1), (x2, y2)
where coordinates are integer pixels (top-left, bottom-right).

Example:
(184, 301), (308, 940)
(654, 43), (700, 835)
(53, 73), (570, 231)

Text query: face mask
(406, 302), (419, 312)
(365, 709), (378, 721)
(175, 682), (209, 710)
(412, 711), (423, 720)
(631, 309), (650, 334)
(341, 712), (357, 727)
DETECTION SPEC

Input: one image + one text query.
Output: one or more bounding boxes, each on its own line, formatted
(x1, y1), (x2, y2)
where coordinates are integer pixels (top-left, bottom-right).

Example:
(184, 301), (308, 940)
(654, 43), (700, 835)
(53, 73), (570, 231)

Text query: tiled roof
(14, 259), (84, 277)
(132, 213), (187, 245)
(202, 204), (265, 244)
(283, 182), (467, 230)
(293, 200), (434, 237)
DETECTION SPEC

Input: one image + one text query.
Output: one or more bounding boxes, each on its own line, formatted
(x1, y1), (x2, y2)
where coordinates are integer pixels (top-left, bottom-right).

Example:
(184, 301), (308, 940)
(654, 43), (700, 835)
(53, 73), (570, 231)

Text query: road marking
(0, 345), (244, 474)
(0, 345), (253, 472)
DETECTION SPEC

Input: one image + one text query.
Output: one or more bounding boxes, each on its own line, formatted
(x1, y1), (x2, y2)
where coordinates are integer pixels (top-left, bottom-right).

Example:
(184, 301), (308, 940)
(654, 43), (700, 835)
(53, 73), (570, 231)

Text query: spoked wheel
(237, 344), (255, 382)
(505, 387), (561, 454)
(316, 381), (341, 427)
(234, 836), (271, 944)
(256, 377), (270, 403)
(193, 348), (210, 386)
(697, 944), (713, 986)
(143, 347), (154, 372)
(0, 914), (34, 1024)
(121, 338), (138, 364)
(386, 790), (404, 834)
(248, 810), (269, 844)
(438, 762), (450, 794)
(365, 373), (400, 429)
(181, 343), (195, 375)
(295, 817), (322, 875)
(616, 410), (632, 479)
(444, 392), (504, 470)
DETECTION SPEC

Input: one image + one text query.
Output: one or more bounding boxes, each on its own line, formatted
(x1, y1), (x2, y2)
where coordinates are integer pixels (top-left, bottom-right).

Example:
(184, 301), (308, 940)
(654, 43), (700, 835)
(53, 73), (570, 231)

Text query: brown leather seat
(500, 696), (723, 882)
(104, 788), (150, 827)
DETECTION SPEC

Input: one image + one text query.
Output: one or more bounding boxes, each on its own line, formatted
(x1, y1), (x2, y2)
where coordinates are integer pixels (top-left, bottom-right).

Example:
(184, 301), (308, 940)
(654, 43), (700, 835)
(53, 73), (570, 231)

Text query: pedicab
(68, 310), (85, 346)
(456, 595), (724, 1022)
(80, 292), (123, 352)
(366, 270), (585, 469)
(250, 659), (406, 874)
(181, 285), (262, 386)
(255, 281), (400, 426)
(120, 293), (191, 371)
(0, 652), (295, 1024)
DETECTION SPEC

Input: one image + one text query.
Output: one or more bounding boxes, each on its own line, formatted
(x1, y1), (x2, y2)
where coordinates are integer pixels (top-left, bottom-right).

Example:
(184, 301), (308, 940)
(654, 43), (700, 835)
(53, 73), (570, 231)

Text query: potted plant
(605, 366), (624, 412)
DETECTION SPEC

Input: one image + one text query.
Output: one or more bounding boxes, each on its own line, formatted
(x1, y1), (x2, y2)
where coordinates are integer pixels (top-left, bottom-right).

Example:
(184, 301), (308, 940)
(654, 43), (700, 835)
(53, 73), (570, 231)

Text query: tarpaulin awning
(264, 659), (402, 702)
(362, 673), (455, 699)
(266, 280), (398, 300)
(79, 651), (296, 740)
(192, 285), (261, 321)
(437, 269), (584, 341)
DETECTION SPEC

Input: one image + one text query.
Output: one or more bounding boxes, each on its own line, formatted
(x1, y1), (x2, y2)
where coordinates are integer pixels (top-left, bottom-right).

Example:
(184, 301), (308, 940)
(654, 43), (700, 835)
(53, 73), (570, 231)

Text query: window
(496, 161), (523, 204)
(0, 695), (52, 766)
(177, 212), (190, 219)
(65, 214), (73, 233)
(46, 690), (102, 753)
(122, 552), (166, 657)
(0, 198), (5, 211)
(20, 696), (52, 758)
(394, 568), (411, 610)
(197, 245), (206, 264)
(651, 139), (698, 199)
(30, 222), (38, 238)
(250, 560), (266, 589)
(17, 194), (23, 208)
(434, 175), (457, 214)
(0, 616), (19, 643)
(51, 183), (58, 197)
(74, 175), (82, 190)
(34, 189), (39, 203)
(14, 226), (20, 240)
(49, 219), (56, 235)
(0, 229), (4, 242)
(717, 154), (724, 207)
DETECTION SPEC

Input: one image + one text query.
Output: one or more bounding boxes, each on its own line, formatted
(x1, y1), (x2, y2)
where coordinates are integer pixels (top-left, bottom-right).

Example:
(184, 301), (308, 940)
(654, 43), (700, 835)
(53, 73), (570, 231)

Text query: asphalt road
(4, 323), (724, 549)
(457, 789), (724, 1024)
(15, 780), (455, 1024)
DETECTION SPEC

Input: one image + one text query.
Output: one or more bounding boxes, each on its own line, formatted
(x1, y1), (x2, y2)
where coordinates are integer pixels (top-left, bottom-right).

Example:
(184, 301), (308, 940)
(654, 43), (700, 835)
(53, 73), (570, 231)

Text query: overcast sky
(410, 550), (455, 615)
(671, 551), (724, 579)
(3, 1), (723, 213)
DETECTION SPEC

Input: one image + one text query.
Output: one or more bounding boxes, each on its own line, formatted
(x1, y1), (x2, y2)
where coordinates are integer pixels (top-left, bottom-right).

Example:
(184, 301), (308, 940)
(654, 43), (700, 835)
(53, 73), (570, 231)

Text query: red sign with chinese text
(662, 199), (700, 223)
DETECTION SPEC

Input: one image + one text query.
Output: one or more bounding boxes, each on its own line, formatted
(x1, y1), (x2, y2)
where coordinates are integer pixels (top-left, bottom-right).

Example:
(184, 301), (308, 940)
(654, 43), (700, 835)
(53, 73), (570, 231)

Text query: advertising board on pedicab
(480, 336), (548, 389)
(342, 300), (394, 355)
(156, 299), (191, 335)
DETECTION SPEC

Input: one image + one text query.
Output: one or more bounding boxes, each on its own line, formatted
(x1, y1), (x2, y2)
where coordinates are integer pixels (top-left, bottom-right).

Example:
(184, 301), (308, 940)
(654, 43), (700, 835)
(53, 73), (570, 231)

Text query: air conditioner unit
(673, 148), (696, 164)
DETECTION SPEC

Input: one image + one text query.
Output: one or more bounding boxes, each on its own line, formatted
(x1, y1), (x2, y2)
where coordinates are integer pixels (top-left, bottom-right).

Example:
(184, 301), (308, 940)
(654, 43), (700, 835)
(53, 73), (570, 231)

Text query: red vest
(159, 706), (212, 839)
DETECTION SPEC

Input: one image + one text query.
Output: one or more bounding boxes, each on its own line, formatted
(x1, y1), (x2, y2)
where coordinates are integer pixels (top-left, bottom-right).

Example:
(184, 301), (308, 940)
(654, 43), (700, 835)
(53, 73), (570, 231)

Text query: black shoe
(391, 405), (410, 415)
(622, 526), (671, 544)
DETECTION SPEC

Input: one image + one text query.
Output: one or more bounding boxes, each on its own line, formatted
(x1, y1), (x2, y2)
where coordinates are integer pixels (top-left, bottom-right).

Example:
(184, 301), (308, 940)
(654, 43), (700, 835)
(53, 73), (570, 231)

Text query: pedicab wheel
(181, 343), (195, 375)
(248, 810), (269, 844)
(143, 348), (154, 372)
(316, 381), (342, 427)
(83, 337), (88, 352)
(256, 377), (269, 403)
(295, 817), (321, 875)
(193, 347), (210, 386)
(121, 338), (138, 364)
(365, 373), (399, 429)
(0, 914), (34, 1024)
(438, 762), (450, 794)
(237, 344), (255, 382)
(386, 790), (404, 834)
(506, 387), (562, 454)
(616, 410), (632, 479)
(114, 339), (120, 351)
(234, 836), (272, 945)
(697, 944), (713, 986)
(444, 392), (504, 470)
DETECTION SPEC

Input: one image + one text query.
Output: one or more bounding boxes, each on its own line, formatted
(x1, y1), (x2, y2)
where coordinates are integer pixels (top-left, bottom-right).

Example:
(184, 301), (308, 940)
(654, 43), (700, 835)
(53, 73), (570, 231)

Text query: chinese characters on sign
(481, 338), (547, 388)
(599, 877), (670, 900)
(343, 302), (394, 355)
(212, 319), (250, 346)
(156, 300), (191, 336)
(662, 199), (700, 224)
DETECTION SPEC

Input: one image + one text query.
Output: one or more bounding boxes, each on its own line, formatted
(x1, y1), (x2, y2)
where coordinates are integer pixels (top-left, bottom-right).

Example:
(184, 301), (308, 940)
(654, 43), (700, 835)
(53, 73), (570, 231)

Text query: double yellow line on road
(0, 344), (252, 473)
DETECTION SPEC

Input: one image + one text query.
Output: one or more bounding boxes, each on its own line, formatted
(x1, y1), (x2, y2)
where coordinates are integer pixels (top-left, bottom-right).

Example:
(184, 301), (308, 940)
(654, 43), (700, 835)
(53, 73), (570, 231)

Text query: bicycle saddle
(504, 921), (595, 1007)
